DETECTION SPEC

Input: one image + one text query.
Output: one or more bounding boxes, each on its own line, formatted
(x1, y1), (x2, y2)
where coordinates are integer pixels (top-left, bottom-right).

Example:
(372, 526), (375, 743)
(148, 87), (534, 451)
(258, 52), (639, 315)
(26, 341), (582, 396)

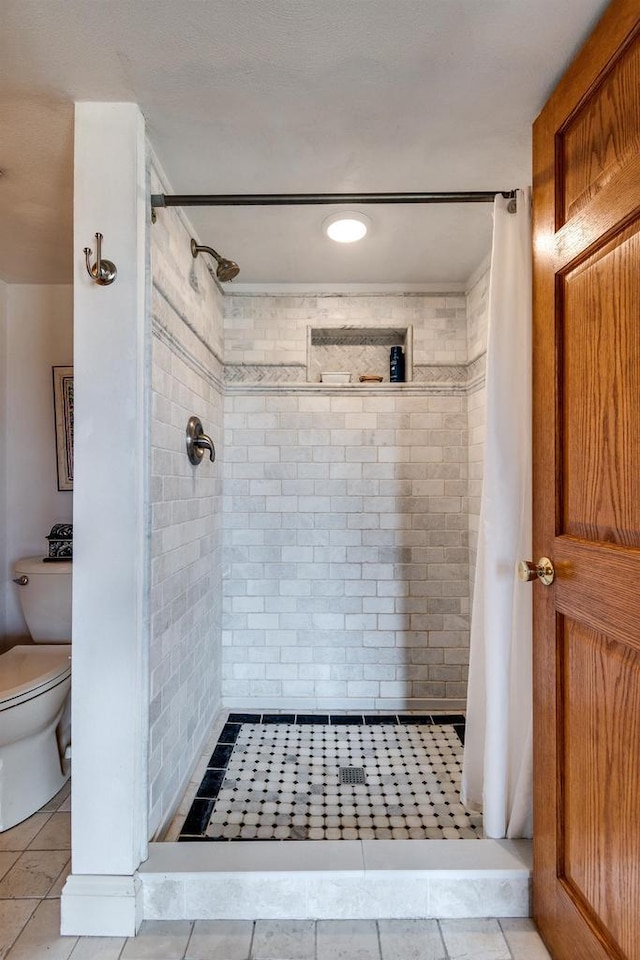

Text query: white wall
(0, 283), (73, 647)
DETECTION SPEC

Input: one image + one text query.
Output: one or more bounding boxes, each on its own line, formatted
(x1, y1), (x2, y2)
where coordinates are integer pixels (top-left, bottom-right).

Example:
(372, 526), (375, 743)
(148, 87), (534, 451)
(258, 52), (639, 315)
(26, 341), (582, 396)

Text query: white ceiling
(0, 0), (608, 287)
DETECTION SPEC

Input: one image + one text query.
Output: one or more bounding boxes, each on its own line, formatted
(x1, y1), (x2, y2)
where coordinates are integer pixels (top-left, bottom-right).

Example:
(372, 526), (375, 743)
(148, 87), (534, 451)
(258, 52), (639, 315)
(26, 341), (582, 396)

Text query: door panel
(554, 539), (640, 653)
(562, 220), (640, 544)
(560, 34), (640, 222)
(532, 2), (640, 958)
(561, 619), (640, 960)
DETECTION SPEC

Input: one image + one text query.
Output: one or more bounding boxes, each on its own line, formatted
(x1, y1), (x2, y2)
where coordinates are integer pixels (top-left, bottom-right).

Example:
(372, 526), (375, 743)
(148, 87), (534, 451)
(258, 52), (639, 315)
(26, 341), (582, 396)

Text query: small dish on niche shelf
(359, 374), (383, 383)
(321, 371), (351, 384)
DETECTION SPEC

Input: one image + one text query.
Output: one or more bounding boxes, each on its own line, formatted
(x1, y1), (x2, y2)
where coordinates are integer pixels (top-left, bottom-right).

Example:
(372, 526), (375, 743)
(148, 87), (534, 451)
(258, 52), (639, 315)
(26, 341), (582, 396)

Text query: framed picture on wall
(52, 366), (74, 491)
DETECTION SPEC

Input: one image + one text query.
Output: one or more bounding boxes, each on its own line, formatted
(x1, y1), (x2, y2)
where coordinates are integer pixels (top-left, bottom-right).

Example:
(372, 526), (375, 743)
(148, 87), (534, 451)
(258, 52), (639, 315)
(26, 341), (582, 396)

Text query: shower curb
(138, 838), (531, 921)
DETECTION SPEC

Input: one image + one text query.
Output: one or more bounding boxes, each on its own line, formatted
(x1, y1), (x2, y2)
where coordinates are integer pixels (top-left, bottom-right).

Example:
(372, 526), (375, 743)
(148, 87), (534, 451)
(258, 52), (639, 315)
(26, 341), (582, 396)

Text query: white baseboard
(60, 874), (143, 936)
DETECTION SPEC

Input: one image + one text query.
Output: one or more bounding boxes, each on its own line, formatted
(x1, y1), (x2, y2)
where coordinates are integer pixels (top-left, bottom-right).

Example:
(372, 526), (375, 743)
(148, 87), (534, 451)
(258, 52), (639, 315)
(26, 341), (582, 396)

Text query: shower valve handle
(186, 415), (216, 465)
(517, 558), (555, 586)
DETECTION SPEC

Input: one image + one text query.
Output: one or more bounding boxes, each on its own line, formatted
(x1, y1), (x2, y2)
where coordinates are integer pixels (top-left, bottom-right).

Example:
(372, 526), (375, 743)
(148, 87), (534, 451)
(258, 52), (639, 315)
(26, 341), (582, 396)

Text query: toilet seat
(0, 645), (71, 712)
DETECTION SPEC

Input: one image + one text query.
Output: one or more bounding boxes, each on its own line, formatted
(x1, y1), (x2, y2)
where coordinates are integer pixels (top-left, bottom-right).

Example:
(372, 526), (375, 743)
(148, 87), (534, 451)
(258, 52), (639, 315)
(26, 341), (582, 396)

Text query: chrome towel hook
(186, 416), (216, 465)
(83, 233), (117, 286)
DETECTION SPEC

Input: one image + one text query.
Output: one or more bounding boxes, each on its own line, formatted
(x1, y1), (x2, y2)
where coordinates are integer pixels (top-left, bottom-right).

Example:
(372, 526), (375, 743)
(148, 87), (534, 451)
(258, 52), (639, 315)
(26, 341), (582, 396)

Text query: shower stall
(147, 158), (500, 846)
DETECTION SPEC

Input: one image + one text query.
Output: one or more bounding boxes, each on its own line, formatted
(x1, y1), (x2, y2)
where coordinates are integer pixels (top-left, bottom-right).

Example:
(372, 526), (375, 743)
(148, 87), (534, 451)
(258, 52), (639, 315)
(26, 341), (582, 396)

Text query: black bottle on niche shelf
(389, 345), (405, 382)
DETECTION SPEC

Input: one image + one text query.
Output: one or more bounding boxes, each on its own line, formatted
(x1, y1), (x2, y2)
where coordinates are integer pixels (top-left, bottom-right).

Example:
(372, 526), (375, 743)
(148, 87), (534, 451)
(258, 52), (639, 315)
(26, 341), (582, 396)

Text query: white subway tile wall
(222, 389), (469, 709)
(219, 289), (488, 711)
(224, 294), (468, 372)
(148, 163), (226, 836)
(466, 268), (490, 366)
(466, 268), (489, 600)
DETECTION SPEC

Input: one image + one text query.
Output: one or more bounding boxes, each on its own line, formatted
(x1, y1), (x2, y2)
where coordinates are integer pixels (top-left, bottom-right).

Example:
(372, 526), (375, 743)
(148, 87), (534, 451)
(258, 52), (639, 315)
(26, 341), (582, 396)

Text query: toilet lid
(0, 645), (71, 708)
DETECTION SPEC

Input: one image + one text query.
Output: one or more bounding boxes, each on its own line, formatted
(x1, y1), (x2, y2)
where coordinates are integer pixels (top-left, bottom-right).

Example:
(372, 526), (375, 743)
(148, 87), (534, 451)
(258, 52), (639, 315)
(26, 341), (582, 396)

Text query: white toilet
(0, 557), (72, 831)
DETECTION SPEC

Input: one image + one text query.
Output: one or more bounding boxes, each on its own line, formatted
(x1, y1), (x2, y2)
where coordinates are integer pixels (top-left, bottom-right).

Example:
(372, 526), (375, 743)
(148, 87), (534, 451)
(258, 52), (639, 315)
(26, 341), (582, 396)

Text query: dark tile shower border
(179, 713), (466, 841)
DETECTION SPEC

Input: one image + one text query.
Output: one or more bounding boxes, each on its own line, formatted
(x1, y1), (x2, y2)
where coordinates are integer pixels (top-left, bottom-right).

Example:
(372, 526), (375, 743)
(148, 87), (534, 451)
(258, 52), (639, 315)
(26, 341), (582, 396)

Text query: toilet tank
(13, 557), (72, 642)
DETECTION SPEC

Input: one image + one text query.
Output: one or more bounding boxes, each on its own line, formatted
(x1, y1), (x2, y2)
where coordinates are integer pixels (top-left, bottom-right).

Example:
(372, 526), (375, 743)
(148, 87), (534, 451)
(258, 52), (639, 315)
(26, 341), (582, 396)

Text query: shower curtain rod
(150, 190), (516, 208)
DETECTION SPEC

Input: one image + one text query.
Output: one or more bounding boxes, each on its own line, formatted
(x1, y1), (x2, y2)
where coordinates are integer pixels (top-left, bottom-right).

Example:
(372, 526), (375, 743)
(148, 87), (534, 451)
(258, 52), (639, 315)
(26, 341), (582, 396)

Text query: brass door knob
(517, 557), (555, 586)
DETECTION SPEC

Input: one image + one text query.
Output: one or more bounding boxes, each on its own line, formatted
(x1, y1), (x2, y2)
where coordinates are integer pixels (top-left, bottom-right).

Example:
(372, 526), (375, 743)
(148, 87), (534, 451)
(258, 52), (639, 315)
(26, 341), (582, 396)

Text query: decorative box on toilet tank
(44, 524), (73, 562)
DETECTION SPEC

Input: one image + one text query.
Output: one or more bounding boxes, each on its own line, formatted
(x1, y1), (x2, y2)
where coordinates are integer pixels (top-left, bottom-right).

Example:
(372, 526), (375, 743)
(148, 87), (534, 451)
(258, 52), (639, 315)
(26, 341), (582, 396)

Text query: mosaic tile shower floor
(180, 715), (483, 841)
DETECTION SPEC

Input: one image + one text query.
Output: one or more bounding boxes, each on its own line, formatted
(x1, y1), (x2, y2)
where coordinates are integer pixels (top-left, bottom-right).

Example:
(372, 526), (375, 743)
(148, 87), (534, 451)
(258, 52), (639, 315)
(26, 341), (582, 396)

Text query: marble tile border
(225, 364), (307, 384)
(224, 381), (468, 396)
(224, 355), (486, 391)
(152, 317), (224, 392)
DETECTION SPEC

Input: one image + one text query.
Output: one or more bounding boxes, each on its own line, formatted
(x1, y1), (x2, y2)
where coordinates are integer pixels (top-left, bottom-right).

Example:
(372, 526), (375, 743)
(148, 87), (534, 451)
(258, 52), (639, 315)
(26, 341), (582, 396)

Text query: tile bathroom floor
(0, 780), (551, 958)
(176, 713), (483, 842)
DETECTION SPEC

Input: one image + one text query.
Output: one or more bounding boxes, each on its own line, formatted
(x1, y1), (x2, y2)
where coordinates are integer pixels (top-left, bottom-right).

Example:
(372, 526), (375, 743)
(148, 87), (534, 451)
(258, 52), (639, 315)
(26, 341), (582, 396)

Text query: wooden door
(532, 2), (640, 958)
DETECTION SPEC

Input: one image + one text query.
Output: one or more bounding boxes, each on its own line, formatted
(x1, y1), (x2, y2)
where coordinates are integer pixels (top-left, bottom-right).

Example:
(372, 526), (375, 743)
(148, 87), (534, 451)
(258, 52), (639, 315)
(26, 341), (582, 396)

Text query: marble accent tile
(148, 839), (363, 874)
(499, 919), (552, 959)
(304, 877), (429, 921)
(361, 839), (531, 873)
(429, 878), (530, 918)
(186, 920), (254, 960)
(121, 920), (194, 959)
(226, 364), (306, 384)
(251, 920), (315, 959)
(0, 850), (70, 899)
(142, 876), (185, 921)
(183, 876), (309, 920)
(377, 920), (445, 960)
(27, 813), (71, 851)
(316, 920), (381, 960)
(0, 900), (38, 958)
(4, 899), (77, 960)
(439, 919), (511, 960)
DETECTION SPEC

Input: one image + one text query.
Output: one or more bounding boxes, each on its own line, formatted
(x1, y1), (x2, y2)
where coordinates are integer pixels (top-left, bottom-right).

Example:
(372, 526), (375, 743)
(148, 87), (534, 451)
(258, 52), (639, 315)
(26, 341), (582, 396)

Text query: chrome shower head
(190, 238), (240, 282)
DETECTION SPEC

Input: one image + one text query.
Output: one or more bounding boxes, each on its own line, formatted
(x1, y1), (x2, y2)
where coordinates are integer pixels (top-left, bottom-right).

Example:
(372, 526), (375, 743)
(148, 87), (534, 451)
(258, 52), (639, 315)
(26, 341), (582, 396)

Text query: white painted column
(0, 281), (7, 642)
(61, 103), (149, 936)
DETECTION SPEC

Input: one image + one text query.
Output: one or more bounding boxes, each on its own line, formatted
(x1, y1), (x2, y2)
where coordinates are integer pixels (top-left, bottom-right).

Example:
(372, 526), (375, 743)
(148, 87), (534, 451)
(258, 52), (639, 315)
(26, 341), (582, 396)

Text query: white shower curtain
(461, 188), (533, 839)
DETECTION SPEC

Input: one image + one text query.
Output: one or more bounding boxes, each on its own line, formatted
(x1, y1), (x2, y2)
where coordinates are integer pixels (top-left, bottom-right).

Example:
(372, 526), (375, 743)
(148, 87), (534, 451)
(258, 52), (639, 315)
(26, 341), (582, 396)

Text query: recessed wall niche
(307, 326), (413, 383)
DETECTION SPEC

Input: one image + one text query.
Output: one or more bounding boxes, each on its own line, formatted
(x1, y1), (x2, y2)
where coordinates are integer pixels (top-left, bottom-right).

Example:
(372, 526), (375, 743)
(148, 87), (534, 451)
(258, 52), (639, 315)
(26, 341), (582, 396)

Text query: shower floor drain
(339, 766), (366, 785)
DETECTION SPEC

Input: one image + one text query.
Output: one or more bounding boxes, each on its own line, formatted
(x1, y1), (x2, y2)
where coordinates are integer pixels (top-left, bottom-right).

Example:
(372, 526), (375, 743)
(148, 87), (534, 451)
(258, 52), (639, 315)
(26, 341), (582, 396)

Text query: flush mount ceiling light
(323, 211), (371, 243)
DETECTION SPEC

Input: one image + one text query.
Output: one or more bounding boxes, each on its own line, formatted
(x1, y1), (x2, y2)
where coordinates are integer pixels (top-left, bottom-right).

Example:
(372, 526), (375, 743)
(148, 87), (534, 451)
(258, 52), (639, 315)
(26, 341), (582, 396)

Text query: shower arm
(190, 238), (240, 281)
(191, 238), (223, 262)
